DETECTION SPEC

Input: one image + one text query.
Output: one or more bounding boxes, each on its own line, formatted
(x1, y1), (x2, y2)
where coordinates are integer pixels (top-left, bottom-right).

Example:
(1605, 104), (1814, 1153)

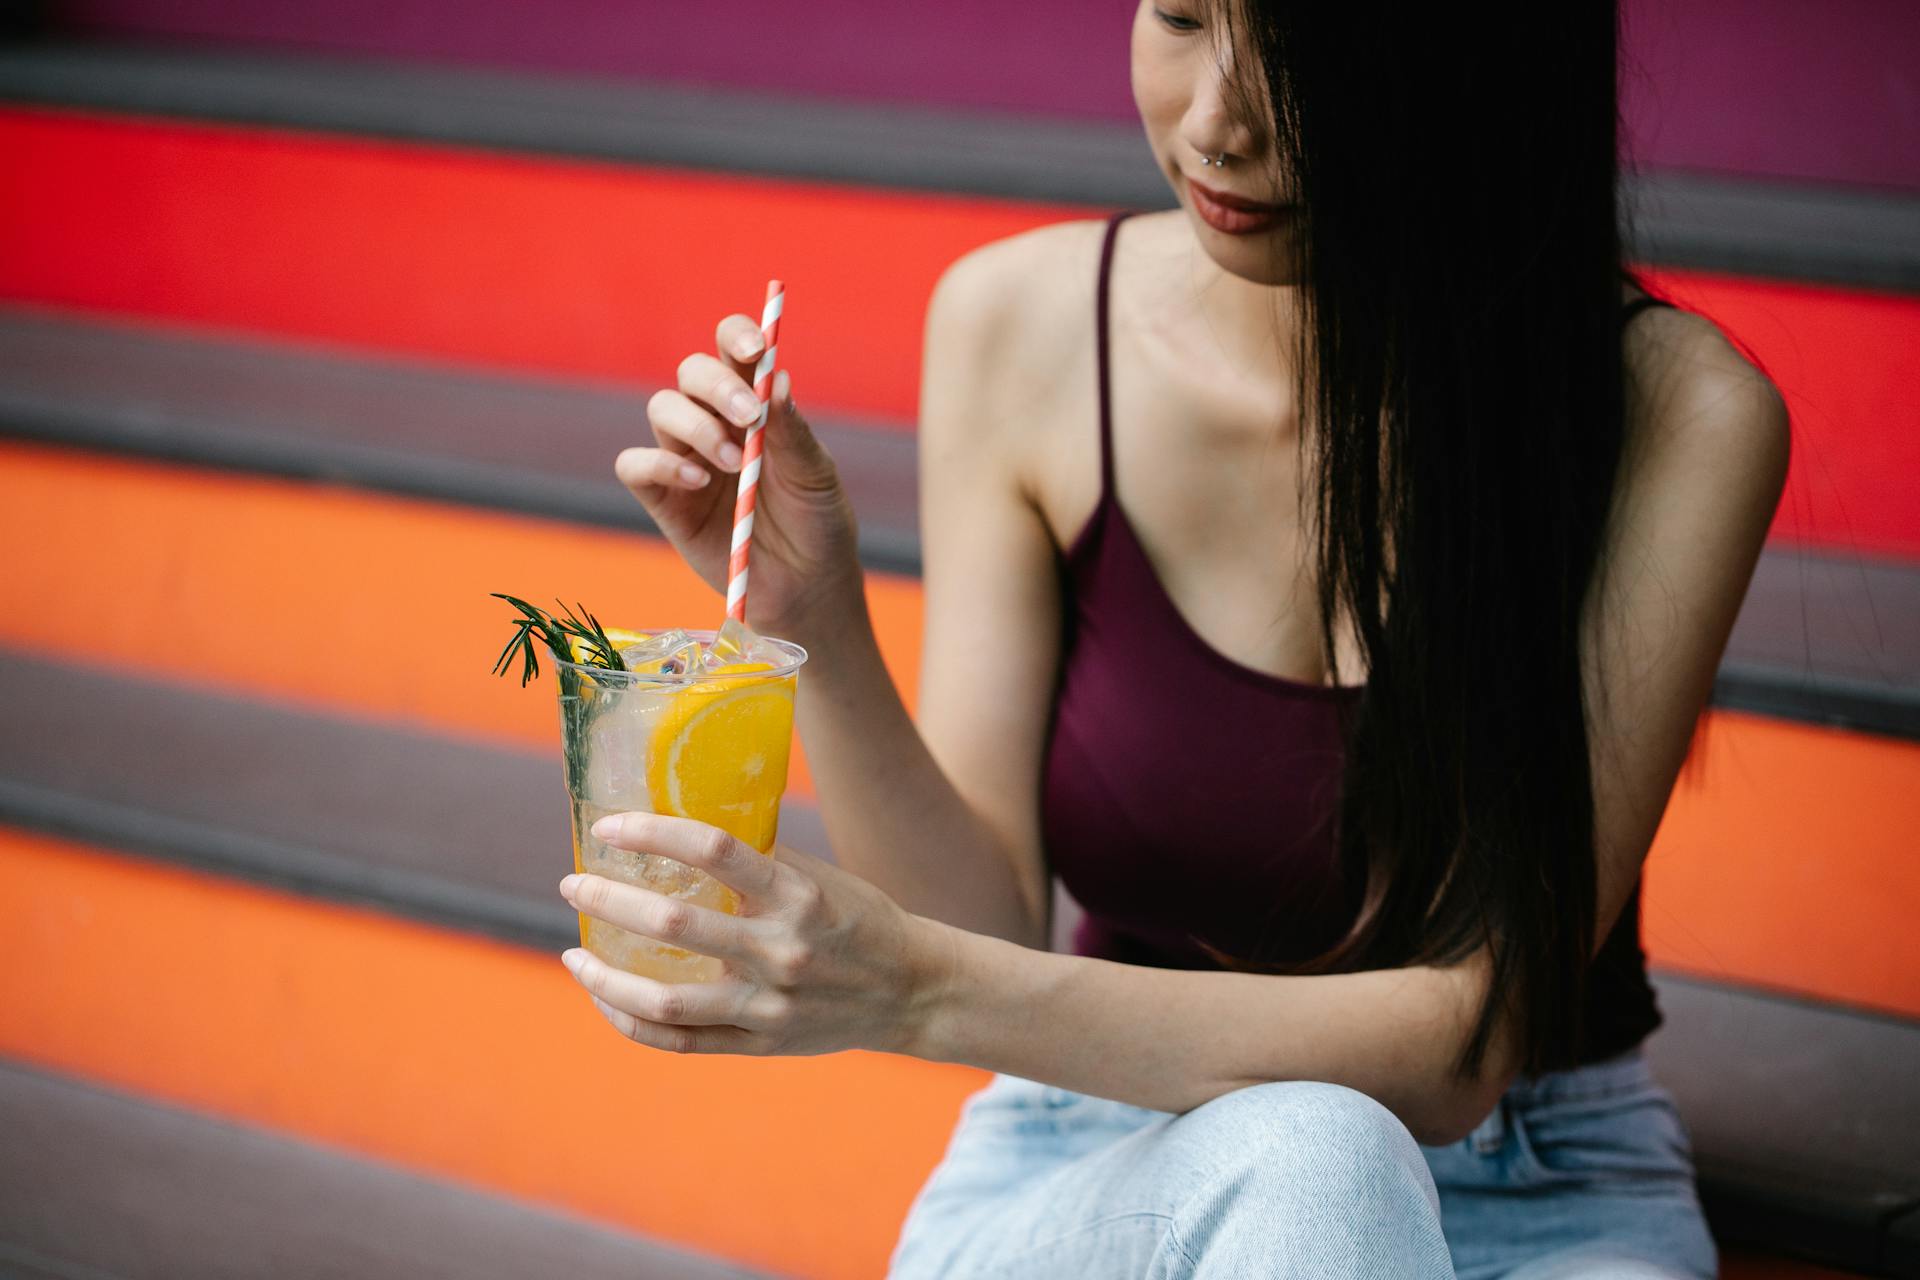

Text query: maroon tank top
(1039, 208), (1664, 1065)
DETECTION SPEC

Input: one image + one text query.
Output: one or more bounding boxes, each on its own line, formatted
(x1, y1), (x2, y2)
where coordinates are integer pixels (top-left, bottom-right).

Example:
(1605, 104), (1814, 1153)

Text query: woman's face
(1131, 0), (1297, 284)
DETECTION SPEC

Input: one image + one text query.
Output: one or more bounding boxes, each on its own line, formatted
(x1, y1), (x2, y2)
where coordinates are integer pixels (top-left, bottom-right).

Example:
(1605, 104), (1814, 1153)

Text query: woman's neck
(1134, 212), (1303, 408)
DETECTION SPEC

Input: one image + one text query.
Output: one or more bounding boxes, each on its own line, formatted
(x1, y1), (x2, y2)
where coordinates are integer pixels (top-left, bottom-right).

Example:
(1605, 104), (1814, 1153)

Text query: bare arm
(899, 315), (1792, 1147)
(789, 238), (1069, 949)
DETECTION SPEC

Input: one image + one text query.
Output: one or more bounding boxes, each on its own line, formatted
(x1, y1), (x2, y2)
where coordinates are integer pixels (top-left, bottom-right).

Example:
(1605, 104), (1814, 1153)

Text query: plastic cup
(553, 628), (806, 983)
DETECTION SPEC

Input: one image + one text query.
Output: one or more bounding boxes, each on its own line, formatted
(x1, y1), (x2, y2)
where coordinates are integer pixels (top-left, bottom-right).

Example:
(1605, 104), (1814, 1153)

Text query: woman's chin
(1180, 206), (1299, 285)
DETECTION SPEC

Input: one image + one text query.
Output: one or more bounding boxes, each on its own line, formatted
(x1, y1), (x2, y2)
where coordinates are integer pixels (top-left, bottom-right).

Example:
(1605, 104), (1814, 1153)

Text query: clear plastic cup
(553, 628), (806, 983)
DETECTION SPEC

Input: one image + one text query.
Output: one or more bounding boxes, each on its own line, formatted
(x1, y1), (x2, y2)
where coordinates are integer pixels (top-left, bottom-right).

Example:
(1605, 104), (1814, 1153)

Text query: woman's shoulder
(1619, 288), (1789, 468)
(925, 216), (1111, 370)
(919, 217), (1115, 479)
(1615, 288), (1791, 552)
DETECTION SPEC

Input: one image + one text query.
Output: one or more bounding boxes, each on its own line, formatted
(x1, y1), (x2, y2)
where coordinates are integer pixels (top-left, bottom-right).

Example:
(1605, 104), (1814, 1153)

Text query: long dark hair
(1193, 2), (1645, 1081)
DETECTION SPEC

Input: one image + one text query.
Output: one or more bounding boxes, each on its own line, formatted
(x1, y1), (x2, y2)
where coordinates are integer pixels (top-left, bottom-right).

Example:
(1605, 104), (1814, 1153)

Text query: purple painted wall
(52, 0), (1920, 191)
(54, 0), (1137, 120)
(1618, 0), (1919, 191)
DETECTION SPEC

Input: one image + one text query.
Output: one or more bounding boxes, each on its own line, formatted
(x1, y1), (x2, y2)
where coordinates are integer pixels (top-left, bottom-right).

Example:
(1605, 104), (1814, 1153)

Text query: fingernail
(562, 949), (586, 975)
(718, 442), (743, 470)
(679, 462), (709, 486)
(559, 873), (582, 897)
(734, 335), (759, 359)
(590, 815), (622, 840)
(730, 391), (760, 424)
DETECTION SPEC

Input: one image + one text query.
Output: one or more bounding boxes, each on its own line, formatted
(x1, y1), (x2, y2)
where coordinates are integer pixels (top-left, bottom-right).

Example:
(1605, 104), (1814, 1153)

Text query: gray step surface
(0, 305), (923, 577)
(2, 39), (1916, 291)
(1645, 974), (1920, 1276)
(3, 306), (1915, 740)
(0, 1057), (769, 1280)
(1, 645), (1917, 1274)
(0, 647), (830, 954)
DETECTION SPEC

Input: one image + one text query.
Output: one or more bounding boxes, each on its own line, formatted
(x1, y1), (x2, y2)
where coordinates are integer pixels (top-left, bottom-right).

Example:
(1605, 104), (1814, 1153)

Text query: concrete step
(0, 818), (983, 1280)
(2, 642), (1918, 1274)
(2, 307), (1914, 737)
(0, 1057), (768, 1280)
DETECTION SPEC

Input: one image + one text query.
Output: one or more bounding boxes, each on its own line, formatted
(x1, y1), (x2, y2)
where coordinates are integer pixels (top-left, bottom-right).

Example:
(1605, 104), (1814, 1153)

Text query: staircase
(2, 6), (1917, 1277)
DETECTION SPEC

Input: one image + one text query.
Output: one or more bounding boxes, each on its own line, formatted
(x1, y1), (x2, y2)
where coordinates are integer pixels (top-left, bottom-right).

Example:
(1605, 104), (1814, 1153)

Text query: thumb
(767, 370), (837, 489)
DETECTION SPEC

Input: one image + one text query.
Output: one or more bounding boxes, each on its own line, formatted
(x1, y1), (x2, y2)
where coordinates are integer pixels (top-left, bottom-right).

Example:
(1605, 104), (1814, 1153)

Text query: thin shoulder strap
(1095, 209), (1133, 495)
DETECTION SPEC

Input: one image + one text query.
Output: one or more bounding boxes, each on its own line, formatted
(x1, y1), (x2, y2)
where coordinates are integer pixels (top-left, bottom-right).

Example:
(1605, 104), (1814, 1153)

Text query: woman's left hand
(558, 810), (952, 1058)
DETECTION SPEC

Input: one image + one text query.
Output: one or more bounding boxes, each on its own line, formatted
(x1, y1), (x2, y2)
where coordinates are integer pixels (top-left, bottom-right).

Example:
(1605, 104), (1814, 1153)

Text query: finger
(562, 873), (761, 968)
(717, 313), (764, 372)
(566, 949), (782, 1029)
(588, 994), (756, 1055)
(589, 812), (781, 903)
(677, 350), (764, 438)
(615, 445), (712, 494)
(648, 385), (743, 474)
(761, 370), (841, 499)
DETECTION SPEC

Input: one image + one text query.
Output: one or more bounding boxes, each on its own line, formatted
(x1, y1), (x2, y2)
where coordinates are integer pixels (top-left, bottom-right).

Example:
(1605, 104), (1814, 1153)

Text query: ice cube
(617, 629), (701, 677)
(581, 695), (659, 808)
(702, 616), (787, 670)
(706, 616), (756, 664)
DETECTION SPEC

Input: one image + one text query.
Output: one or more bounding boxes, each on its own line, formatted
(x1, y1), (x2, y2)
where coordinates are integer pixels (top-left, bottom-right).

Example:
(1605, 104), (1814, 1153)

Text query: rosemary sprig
(489, 593), (629, 686)
(490, 593), (635, 801)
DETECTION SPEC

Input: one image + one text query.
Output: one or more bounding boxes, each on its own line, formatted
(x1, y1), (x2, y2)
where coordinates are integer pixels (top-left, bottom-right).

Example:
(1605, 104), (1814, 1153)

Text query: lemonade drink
(554, 627), (805, 983)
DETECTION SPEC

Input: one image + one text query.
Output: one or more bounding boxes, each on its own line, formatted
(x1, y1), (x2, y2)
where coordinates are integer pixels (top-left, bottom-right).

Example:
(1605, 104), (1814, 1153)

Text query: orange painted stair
(2, 437), (1916, 1022)
(1, 301), (1914, 739)
(5, 778), (1915, 1276)
(0, 824), (980, 1280)
(3, 315), (1918, 1270)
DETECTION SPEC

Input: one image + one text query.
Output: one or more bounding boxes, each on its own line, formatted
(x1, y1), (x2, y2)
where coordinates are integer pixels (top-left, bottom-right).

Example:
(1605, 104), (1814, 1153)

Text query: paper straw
(726, 279), (783, 623)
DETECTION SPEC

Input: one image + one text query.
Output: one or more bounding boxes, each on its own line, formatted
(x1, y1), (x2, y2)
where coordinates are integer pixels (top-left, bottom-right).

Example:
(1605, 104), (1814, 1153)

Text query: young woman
(560, 2), (1789, 1274)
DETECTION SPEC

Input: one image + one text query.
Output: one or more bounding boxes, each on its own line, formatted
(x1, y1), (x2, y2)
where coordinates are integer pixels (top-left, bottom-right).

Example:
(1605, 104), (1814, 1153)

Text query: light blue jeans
(887, 1046), (1717, 1278)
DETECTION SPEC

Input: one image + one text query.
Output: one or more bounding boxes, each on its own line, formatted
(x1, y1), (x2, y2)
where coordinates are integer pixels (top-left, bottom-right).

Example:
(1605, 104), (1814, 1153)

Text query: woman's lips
(1187, 174), (1290, 234)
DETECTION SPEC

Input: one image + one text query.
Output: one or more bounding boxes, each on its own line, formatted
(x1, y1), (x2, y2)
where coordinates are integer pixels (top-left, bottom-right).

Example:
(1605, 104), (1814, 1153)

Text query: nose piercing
(1201, 153), (1227, 166)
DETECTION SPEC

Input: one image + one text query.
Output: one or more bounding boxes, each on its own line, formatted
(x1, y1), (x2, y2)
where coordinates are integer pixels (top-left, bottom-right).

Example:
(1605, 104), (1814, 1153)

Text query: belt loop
(1468, 1095), (1507, 1154)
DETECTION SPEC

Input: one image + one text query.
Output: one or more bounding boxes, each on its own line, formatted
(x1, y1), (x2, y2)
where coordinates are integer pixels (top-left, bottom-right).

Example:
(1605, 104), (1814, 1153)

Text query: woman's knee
(1162, 1080), (1452, 1276)
(1179, 1079), (1436, 1199)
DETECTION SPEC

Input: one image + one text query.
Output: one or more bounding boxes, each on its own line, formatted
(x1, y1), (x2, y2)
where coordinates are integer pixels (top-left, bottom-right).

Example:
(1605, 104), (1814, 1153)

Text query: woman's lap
(888, 1073), (1453, 1278)
(1424, 1048), (1718, 1279)
(886, 1047), (1717, 1280)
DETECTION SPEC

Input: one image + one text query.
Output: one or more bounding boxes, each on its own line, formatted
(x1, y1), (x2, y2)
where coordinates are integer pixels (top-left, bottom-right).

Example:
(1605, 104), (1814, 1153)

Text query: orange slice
(565, 626), (651, 668)
(646, 664), (795, 851)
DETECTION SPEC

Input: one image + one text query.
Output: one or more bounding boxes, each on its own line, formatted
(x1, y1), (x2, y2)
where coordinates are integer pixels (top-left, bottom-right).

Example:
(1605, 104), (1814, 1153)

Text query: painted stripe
(9, 42), (1905, 288)
(0, 304), (922, 576)
(1636, 265), (1920, 558)
(1, 822), (1913, 1275)
(0, 823), (983, 1280)
(2, 441), (1916, 1018)
(1642, 710), (1920, 1020)
(23, 1), (1920, 192)
(2, 109), (1915, 554)
(0, 438), (927, 802)
(0, 104), (1076, 430)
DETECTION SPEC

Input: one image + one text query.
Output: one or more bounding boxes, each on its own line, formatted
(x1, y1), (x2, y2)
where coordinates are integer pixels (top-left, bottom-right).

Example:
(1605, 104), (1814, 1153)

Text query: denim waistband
(1500, 1045), (1657, 1108)
(982, 1045), (1658, 1144)
(1453, 1047), (1658, 1154)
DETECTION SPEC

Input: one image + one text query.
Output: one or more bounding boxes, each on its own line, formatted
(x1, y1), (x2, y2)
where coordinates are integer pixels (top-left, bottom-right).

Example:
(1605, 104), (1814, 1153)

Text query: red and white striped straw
(726, 278), (783, 623)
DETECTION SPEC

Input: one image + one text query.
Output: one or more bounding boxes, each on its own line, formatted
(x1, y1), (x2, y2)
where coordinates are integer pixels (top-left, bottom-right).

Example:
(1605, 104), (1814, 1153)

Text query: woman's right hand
(619, 313), (863, 640)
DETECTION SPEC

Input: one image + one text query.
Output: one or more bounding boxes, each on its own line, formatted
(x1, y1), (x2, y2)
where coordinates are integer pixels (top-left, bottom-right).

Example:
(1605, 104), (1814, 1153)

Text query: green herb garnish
(489, 593), (629, 687)
(490, 593), (635, 802)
